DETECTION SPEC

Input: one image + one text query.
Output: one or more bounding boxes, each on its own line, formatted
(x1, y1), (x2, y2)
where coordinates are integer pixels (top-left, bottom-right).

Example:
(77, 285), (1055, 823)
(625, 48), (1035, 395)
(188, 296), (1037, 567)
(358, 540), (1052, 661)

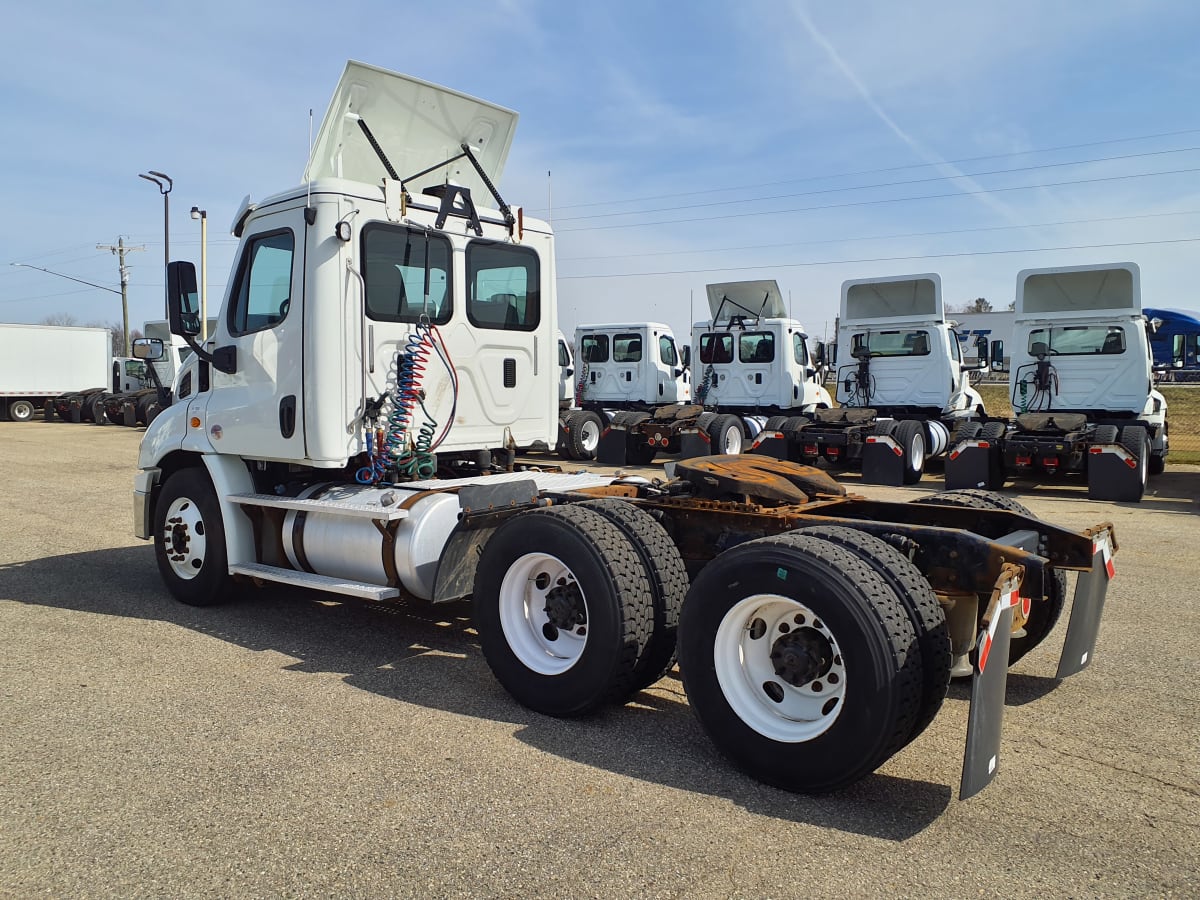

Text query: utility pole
(97, 237), (146, 356)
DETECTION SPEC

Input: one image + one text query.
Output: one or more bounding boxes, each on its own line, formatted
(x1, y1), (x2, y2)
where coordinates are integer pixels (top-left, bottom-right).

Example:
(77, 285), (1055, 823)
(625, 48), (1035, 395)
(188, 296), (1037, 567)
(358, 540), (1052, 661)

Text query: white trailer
(132, 61), (1119, 799)
(0, 324), (112, 422)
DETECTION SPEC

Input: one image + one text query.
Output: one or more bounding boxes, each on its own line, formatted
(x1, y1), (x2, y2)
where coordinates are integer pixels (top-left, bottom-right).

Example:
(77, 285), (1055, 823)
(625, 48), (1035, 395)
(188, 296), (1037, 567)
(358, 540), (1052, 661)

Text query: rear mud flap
(961, 567), (1022, 800)
(944, 441), (996, 491)
(747, 431), (788, 460)
(596, 425), (629, 466)
(861, 435), (904, 485)
(678, 430), (711, 461)
(1056, 535), (1114, 679)
(1086, 446), (1141, 501)
(122, 406), (138, 427)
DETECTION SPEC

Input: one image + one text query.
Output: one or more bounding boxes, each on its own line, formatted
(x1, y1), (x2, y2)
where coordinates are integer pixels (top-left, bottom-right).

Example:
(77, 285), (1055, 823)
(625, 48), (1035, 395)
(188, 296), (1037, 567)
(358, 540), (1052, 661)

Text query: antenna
(547, 170), (553, 227)
(306, 108), (313, 211)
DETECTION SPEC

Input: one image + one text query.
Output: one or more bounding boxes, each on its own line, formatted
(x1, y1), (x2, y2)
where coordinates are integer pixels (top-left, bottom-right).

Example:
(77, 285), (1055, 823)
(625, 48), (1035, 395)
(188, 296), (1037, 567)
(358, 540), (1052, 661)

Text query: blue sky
(2, 0), (1198, 342)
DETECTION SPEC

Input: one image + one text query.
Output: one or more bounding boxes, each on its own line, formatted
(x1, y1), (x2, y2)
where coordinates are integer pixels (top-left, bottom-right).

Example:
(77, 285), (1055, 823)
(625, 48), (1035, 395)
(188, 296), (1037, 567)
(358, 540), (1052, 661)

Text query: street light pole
(139, 170), (173, 320)
(190, 206), (208, 342)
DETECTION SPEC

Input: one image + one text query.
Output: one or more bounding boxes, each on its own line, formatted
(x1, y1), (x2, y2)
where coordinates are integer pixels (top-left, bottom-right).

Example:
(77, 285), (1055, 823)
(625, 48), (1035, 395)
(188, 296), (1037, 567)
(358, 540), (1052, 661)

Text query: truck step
(227, 492), (409, 521)
(229, 563), (400, 600)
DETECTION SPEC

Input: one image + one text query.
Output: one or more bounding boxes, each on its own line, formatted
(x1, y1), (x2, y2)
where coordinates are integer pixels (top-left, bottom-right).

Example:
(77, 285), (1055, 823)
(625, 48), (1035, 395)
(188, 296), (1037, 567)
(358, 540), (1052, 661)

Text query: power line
(544, 126), (1200, 214)
(558, 236), (1200, 280)
(556, 166), (1200, 233)
(551, 145), (1200, 223)
(558, 209), (1200, 262)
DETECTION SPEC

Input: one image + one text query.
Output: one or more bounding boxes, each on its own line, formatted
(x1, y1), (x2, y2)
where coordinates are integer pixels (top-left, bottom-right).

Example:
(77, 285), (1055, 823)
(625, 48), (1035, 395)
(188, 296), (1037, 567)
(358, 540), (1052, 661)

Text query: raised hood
(1016, 263), (1139, 319)
(705, 280), (788, 323)
(841, 274), (942, 323)
(303, 61), (518, 202)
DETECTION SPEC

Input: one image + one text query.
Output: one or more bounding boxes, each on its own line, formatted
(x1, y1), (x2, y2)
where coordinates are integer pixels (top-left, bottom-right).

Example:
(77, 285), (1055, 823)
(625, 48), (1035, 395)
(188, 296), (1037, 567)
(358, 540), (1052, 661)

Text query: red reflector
(827, 447), (840, 456)
(1124, 457), (1137, 469)
(977, 441), (990, 449)
(1089, 446), (1103, 454)
(1016, 456), (1031, 465)
(803, 444), (818, 454)
(892, 446), (903, 457)
(949, 449), (960, 460)
(1043, 456), (1058, 466)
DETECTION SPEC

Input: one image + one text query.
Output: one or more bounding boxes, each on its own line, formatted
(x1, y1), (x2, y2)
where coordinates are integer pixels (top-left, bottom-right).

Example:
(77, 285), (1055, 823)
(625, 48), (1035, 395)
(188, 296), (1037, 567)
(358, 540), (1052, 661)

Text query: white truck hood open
(705, 280), (788, 323)
(303, 60), (518, 202)
(841, 274), (942, 324)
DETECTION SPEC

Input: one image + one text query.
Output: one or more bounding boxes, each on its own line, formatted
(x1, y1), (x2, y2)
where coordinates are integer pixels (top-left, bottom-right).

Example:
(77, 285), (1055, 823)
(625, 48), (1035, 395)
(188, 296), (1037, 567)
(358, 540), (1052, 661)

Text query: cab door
(200, 207), (307, 460)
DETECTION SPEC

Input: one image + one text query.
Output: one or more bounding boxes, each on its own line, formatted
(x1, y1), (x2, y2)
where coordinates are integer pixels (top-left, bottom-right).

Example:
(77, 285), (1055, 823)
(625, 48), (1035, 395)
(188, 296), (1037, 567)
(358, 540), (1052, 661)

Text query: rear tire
(707, 414), (744, 456)
(564, 410), (603, 460)
(576, 499), (688, 693)
(1118, 425), (1149, 499)
(154, 467), (233, 607)
(793, 525), (949, 747)
(913, 490), (1066, 664)
(678, 533), (921, 793)
(474, 506), (655, 717)
(894, 419), (926, 484)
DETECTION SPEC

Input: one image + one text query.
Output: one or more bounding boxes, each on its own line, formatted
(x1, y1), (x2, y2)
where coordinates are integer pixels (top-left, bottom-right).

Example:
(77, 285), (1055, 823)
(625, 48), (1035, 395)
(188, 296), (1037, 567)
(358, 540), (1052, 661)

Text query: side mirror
(974, 334), (990, 365)
(990, 339), (1006, 373)
(167, 261), (201, 337)
(132, 338), (164, 361)
(813, 342), (827, 366)
(680, 346), (691, 368)
(828, 344), (838, 367)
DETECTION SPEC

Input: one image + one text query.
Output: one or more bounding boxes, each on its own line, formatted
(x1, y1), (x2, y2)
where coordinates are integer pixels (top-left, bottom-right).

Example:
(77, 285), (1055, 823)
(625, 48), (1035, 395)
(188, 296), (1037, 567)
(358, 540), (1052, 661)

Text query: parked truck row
(131, 61), (1119, 799)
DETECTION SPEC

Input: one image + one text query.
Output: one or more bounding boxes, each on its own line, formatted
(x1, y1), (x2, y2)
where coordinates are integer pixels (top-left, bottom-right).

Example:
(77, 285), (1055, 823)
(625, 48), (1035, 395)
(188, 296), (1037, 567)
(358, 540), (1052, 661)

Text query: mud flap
(1086, 445), (1141, 501)
(861, 435), (905, 485)
(747, 430), (788, 460)
(961, 566), (1022, 800)
(122, 405), (138, 427)
(596, 424), (629, 466)
(1055, 533), (1114, 679)
(68, 402), (84, 424)
(678, 429), (711, 461)
(944, 441), (995, 491)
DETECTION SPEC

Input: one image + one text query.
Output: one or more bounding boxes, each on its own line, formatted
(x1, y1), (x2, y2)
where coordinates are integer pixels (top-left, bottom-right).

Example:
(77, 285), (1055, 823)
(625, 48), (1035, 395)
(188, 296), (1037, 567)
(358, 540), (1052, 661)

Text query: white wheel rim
(162, 495), (208, 581)
(723, 425), (743, 454)
(714, 594), (847, 742)
(580, 418), (600, 454)
(910, 431), (926, 471)
(498, 552), (588, 675)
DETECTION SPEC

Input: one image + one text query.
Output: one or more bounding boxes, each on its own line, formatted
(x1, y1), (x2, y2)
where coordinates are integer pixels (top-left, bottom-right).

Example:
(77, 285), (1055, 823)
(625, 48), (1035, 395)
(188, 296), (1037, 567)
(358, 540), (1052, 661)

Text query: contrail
(792, 2), (1025, 226)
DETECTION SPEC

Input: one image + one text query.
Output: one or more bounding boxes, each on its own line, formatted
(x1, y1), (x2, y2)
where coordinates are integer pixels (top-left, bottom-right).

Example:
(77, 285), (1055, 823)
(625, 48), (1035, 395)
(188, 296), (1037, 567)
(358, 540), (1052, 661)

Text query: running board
(228, 492), (408, 521)
(229, 562), (400, 600)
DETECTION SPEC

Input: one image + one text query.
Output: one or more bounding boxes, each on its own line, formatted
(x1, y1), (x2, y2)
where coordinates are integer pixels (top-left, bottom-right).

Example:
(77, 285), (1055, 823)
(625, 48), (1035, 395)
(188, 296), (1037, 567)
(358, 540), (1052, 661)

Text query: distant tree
(41, 313), (78, 326)
(948, 297), (993, 314)
(86, 320), (129, 356)
(1006, 300), (1016, 311)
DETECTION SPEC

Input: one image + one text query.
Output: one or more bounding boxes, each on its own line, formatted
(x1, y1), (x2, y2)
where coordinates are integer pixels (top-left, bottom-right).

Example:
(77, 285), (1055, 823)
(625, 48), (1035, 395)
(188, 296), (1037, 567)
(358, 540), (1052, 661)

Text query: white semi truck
(752, 274), (994, 485)
(133, 61), (1118, 798)
(945, 262), (1168, 501)
(0, 324), (112, 422)
(594, 282), (831, 465)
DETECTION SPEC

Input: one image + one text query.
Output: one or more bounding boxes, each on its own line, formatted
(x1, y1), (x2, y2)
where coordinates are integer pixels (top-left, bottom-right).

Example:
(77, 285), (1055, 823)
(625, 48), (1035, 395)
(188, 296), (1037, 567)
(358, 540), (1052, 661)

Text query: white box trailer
(0, 324), (113, 421)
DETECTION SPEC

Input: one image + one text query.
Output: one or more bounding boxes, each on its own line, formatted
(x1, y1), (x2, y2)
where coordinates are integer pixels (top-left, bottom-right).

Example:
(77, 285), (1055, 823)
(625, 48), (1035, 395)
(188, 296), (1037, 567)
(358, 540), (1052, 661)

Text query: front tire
(474, 506), (655, 717)
(678, 533), (922, 793)
(8, 399), (36, 422)
(153, 467), (233, 607)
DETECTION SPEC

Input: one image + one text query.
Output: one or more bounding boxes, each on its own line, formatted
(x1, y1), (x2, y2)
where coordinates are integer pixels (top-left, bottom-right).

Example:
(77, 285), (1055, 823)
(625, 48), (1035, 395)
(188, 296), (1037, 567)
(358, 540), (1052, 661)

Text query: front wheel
(153, 467), (233, 607)
(678, 533), (921, 793)
(8, 399), (36, 422)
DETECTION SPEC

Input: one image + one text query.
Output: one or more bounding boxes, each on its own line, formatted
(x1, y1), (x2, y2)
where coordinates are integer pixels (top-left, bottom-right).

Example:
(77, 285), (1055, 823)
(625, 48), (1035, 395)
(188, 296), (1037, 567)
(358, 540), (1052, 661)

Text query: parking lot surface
(1, 421), (1197, 898)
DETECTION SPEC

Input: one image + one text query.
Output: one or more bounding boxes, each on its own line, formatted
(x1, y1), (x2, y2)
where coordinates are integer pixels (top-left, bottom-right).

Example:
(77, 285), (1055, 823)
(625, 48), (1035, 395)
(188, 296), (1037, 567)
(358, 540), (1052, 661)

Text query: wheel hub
(169, 521), (191, 555)
(770, 627), (834, 687)
(543, 583), (586, 634)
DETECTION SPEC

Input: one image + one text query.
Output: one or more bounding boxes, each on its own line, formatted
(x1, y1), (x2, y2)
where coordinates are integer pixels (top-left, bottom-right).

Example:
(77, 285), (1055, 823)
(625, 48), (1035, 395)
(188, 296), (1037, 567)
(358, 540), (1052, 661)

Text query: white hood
(304, 61), (518, 203)
(705, 280), (787, 323)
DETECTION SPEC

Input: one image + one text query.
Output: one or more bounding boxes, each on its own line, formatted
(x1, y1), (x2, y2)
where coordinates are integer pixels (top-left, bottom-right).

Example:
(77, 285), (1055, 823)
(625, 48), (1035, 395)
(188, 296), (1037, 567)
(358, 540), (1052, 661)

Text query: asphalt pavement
(1, 421), (1197, 898)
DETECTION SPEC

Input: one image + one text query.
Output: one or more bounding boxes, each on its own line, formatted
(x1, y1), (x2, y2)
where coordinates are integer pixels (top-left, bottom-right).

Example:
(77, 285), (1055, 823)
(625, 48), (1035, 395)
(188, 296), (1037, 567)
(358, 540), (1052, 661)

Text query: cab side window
(467, 241), (540, 331)
(659, 335), (678, 366)
(229, 230), (294, 336)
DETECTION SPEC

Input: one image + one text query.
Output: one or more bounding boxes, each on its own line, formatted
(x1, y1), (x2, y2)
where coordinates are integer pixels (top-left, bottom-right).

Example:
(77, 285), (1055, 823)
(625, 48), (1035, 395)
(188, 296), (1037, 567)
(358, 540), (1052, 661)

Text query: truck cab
(692, 280), (830, 416)
(576, 322), (689, 406)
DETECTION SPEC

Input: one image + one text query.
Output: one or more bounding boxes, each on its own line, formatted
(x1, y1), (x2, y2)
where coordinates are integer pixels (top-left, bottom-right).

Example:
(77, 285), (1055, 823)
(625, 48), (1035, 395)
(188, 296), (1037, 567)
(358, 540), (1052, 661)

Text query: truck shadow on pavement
(4, 544), (959, 838)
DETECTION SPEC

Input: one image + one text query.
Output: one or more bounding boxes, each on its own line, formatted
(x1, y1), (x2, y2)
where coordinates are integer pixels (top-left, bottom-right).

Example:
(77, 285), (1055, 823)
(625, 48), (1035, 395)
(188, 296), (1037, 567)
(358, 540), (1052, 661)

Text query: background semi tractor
(751, 273), (995, 485)
(589, 281), (831, 465)
(0, 324), (112, 422)
(945, 262), (1168, 501)
(132, 61), (1118, 798)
